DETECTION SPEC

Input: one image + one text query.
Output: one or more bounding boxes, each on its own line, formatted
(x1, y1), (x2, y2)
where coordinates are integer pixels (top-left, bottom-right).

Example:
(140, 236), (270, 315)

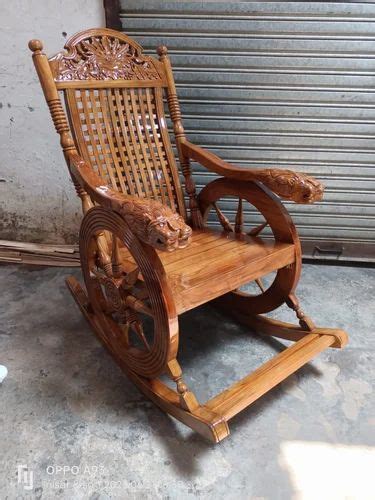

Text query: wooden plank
(0, 240), (78, 254)
(21, 257), (80, 267)
(205, 333), (334, 420)
(0, 240), (80, 266)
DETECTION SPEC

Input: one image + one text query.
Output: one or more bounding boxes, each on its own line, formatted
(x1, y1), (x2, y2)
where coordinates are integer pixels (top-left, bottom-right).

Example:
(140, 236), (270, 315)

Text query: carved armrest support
(181, 141), (324, 204)
(68, 153), (192, 251)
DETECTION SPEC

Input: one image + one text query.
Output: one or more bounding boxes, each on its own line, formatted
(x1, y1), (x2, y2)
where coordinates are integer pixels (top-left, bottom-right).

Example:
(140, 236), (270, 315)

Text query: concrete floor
(0, 263), (374, 499)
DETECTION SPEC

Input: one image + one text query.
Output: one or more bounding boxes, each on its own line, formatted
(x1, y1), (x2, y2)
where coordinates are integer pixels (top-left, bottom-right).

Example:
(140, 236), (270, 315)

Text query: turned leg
(286, 293), (316, 331)
(166, 359), (199, 412)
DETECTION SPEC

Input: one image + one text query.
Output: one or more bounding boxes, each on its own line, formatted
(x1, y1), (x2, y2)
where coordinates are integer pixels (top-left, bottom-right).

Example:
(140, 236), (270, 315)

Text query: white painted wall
(0, 0), (105, 243)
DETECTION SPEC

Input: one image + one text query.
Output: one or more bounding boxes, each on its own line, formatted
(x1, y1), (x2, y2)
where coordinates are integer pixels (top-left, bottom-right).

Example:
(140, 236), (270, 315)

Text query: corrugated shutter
(119, 1), (375, 262)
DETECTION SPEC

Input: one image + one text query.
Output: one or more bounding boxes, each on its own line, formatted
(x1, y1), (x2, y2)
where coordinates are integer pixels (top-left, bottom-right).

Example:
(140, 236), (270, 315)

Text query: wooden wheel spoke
(234, 198), (244, 234)
(130, 319), (151, 351)
(111, 234), (122, 278)
(118, 321), (130, 346)
(123, 293), (153, 317)
(213, 202), (234, 232)
(248, 221), (268, 237)
(255, 278), (266, 292)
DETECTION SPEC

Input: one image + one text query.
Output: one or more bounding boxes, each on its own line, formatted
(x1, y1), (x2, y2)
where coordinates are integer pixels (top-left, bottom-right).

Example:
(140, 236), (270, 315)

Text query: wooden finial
(28, 39), (43, 53)
(157, 45), (168, 57)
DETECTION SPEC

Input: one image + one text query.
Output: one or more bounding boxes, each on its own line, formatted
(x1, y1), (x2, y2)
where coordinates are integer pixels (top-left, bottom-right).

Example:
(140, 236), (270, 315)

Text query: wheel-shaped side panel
(79, 206), (178, 379)
(198, 178), (302, 314)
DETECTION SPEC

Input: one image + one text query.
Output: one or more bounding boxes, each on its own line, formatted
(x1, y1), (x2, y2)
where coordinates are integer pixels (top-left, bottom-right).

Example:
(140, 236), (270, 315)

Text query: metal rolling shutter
(119, 1), (375, 262)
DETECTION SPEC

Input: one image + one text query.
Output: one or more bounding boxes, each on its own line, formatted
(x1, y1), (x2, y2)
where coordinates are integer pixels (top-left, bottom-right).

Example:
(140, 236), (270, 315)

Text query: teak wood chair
(29, 28), (348, 443)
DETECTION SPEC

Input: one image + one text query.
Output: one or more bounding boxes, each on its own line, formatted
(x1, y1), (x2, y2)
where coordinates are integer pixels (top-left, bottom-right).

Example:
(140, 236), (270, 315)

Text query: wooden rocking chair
(29, 28), (348, 443)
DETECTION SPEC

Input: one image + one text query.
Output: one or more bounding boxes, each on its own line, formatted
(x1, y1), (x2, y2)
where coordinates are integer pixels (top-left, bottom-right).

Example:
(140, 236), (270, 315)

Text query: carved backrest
(30, 29), (186, 216)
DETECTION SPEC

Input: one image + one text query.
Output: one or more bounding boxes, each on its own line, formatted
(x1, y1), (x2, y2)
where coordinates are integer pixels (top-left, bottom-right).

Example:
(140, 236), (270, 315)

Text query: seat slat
(163, 235), (269, 275)
(160, 231), (240, 266)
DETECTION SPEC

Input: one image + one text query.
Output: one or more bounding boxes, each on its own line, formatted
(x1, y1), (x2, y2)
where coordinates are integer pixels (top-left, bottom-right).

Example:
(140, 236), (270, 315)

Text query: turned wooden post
(286, 293), (316, 331)
(167, 359), (199, 413)
(157, 45), (204, 229)
(29, 39), (111, 273)
(29, 40), (91, 210)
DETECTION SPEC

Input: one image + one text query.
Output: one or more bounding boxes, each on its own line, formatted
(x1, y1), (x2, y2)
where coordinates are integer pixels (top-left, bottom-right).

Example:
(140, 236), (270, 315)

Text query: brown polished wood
(29, 28), (348, 443)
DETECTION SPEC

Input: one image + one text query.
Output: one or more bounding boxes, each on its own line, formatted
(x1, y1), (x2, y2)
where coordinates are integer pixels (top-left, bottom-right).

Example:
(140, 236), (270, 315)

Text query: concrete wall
(0, 0), (105, 243)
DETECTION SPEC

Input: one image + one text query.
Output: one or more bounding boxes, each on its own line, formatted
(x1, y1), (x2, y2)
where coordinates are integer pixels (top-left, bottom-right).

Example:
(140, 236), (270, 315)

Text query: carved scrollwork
(69, 153), (192, 252)
(92, 269), (153, 351)
(117, 196), (192, 252)
(258, 169), (324, 204)
(180, 141), (324, 205)
(52, 35), (161, 81)
(102, 276), (124, 312)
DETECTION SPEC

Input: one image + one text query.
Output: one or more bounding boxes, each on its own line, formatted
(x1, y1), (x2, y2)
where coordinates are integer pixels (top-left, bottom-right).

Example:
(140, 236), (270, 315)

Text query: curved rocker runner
(29, 28), (348, 443)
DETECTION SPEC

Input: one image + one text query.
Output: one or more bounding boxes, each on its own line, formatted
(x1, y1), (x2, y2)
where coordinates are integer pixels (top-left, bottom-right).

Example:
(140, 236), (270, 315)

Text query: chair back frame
(29, 28), (205, 224)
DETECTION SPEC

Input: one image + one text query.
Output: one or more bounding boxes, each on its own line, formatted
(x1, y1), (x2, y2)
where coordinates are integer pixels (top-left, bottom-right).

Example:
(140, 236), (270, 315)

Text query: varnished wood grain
(205, 333), (334, 420)
(216, 309), (348, 349)
(181, 140), (324, 204)
(66, 275), (230, 442)
(30, 28), (348, 443)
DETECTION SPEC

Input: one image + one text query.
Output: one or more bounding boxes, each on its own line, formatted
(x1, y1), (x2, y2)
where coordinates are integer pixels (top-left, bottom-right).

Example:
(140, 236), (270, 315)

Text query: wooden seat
(29, 28), (348, 443)
(120, 229), (295, 314)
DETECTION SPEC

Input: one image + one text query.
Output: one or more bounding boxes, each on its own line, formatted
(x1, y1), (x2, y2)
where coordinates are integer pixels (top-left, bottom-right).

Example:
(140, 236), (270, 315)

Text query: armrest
(181, 141), (324, 204)
(68, 153), (192, 252)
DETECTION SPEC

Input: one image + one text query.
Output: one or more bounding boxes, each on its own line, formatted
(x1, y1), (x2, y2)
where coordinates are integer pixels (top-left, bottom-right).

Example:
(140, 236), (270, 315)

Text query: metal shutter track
(119, 1), (375, 262)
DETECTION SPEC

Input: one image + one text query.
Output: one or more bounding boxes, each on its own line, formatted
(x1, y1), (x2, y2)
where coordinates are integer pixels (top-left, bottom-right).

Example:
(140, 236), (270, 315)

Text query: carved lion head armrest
(181, 141), (324, 204)
(256, 169), (324, 204)
(68, 152), (192, 251)
(115, 196), (192, 251)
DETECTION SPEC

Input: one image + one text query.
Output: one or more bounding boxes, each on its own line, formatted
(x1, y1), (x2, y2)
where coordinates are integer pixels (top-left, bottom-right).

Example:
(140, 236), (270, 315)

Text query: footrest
(205, 333), (335, 420)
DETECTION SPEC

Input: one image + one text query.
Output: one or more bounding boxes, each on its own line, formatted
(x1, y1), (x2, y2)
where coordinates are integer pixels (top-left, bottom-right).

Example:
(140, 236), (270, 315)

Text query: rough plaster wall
(0, 0), (105, 243)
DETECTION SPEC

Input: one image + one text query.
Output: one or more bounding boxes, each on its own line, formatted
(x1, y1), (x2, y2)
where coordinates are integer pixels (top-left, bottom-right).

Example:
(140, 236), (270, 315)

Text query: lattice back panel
(65, 86), (183, 212)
